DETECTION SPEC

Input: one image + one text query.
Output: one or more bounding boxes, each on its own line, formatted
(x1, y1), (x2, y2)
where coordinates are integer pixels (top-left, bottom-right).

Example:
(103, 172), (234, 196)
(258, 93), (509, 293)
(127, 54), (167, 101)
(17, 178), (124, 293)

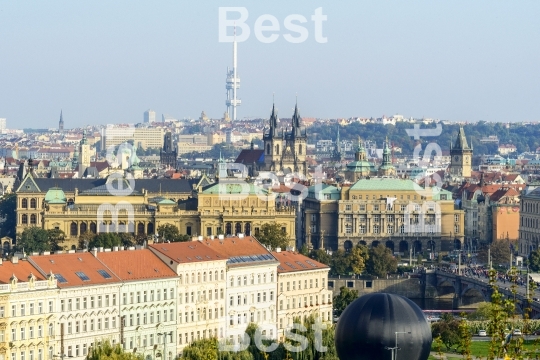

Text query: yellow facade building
(303, 178), (464, 253)
(15, 173), (296, 249)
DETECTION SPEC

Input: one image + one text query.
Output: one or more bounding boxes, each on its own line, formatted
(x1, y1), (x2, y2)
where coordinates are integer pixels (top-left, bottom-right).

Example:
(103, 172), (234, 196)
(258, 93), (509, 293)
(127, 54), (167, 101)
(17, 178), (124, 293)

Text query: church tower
(378, 137), (396, 176)
(449, 126), (473, 178)
(262, 101), (307, 177)
(59, 110), (64, 131)
(263, 103), (283, 172)
(160, 132), (177, 169)
(78, 130), (91, 177)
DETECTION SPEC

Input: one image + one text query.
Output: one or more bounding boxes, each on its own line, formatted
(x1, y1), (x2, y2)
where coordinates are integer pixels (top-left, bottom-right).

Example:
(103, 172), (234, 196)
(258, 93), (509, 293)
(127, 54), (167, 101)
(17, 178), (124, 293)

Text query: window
(454, 214), (459, 222)
(38, 325), (42, 338)
(21, 304), (25, 316)
(345, 205), (352, 211)
(30, 214), (37, 224)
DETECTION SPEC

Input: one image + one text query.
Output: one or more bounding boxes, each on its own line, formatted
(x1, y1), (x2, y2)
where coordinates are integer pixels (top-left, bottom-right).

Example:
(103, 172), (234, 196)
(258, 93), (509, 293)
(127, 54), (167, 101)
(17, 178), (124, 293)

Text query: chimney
(91, 248), (98, 257)
(42, 251), (50, 255)
(218, 234), (224, 240)
(12, 256), (18, 264)
(113, 246), (119, 252)
(128, 246), (135, 251)
(276, 247), (281, 253)
(0, 258), (2, 265)
(210, 235), (214, 240)
(99, 247), (104, 252)
(198, 235), (203, 241)
(238, 233), (244, 239)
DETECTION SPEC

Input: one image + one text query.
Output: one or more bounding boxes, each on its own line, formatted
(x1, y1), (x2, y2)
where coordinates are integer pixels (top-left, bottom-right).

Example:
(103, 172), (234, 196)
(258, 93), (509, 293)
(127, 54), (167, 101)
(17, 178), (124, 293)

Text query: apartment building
(518, 187), (540, 256)
(148, 241), (227, 353)
(28, 252), (123, 360)
(272, 250), (332, 341)
(102, 126), (163, 150)
(200, 235), (279, 345)
(95, 249), (178, 360)
(0, 258), (58, 360)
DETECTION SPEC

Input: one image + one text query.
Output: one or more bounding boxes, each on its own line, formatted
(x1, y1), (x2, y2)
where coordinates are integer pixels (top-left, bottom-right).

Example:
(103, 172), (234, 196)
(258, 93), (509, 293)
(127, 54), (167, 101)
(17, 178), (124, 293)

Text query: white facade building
(149, 241), (228, 354)
(96, 249), (178, 360)
(144, 110), (156, 124)
(28, 252), (123, 360)
(200, 235), (279, 346)
(273, 250), (333, 341)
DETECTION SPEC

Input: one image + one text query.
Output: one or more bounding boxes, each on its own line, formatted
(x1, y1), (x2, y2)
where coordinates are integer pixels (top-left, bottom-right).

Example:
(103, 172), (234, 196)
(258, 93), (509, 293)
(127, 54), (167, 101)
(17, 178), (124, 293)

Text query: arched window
(137, 223), (145, 235)
(80, 222), (87, 234)
(147, 223), (154, 234)
(90, 222), (97, 234)
(22, 214), (28, 224)
(266, 143), (270, 155)
(22, 198), (28, 208)
(30, 214), (37, 224)
(299, 145), (303, 155)
(275, 144), (280, 154)
(221, 270), (224, 280)
(30, 198), (37, 209)
(70, 222), (77, 236)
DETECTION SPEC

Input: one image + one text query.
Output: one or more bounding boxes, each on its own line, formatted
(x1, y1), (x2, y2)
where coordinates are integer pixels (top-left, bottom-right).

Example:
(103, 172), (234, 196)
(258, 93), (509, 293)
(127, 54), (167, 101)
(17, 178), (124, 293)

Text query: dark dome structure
(335, 293), (432, 360)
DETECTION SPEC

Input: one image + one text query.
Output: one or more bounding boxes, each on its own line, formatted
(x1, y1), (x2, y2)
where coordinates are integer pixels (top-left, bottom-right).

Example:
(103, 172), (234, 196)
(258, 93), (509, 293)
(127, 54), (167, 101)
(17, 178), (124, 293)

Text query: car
(478, 330), (487, 337)
(513, 329), (522, 336)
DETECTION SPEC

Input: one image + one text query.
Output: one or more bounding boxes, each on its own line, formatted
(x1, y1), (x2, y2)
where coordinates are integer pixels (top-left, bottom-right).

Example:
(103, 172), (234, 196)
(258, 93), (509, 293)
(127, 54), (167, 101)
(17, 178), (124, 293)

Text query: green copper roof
(44, 187), (67, 204)
(158, 198), (177, 205)
(347, 160), (373, 170)
(202, 182), (269, 195)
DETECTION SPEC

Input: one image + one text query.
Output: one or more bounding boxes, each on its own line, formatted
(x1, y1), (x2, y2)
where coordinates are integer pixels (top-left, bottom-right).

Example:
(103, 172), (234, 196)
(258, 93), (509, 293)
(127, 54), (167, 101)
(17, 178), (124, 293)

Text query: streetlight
(157, 332), (173, 360)
(385, 331), (411, 360)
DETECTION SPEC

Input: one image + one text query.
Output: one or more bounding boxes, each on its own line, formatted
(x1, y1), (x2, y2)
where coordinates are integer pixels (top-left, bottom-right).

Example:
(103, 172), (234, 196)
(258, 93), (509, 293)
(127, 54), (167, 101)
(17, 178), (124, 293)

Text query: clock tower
(449, 126), (473, 178)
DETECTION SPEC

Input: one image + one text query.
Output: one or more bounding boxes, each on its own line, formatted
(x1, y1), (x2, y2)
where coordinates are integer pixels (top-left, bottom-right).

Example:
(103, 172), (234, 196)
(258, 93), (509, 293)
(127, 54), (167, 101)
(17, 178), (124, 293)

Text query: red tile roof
(272, 251), (329, 273)
(0, 259), (45, 284)
(95, 249), (177, 281)
(200, 236), (273, 259)
(29, 252), (121, 287)
(149, 241), (226, 264)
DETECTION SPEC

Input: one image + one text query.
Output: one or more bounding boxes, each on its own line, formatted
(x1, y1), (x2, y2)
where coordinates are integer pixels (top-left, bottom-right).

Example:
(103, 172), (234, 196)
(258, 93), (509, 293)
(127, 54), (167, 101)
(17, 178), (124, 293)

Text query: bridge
(433, 270), (540, 318)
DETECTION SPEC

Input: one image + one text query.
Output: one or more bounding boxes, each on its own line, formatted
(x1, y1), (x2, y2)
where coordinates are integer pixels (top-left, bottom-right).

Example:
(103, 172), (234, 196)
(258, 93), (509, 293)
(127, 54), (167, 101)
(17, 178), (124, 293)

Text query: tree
(157, 224), (189, 242)
(348, 245), (369, 274)
(300, 244), (309, 256)
(478, 239), (511, 266)
(78, 231), (96, 250)
(468, 302), (494, 321)
(309, 249), (332, 266)
(333, 287), (358, 316)
(0, 193), (16, 238)
(16, 227), (51, 254)
(529, 248), (540, 272)
(86, 339), (143, 360)
(330, 249), (350, 275)
(46, 229), (66, 251)
(89, 233), (122, 249)
(257, 223), (289, 250)
(366, 244), (398, 278)
(431, 314), (461, 351)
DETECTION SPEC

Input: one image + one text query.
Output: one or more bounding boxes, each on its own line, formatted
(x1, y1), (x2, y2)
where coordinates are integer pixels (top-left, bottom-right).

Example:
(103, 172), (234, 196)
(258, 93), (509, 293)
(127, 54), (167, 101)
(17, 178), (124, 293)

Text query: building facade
(302, 178), (465, 253)
(273, 250), (332, 341)
(148, 242), (228, 353)
(518, 187), (540, 256)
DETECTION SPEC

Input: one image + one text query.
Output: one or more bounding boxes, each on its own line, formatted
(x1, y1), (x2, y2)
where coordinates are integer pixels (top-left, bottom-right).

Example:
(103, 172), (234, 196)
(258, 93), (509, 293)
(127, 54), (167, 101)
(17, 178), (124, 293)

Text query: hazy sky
(1, 1), (539, 128)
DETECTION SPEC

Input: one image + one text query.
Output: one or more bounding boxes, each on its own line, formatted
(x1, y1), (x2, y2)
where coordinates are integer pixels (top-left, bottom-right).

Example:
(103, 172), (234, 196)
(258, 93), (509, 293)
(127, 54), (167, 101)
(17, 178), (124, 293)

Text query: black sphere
(335, 293), (432, 360)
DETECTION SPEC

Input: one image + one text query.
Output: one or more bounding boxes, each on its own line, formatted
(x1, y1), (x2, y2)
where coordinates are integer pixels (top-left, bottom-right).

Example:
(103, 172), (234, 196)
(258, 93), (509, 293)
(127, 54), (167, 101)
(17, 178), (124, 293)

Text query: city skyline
(1, 1), (540, 128)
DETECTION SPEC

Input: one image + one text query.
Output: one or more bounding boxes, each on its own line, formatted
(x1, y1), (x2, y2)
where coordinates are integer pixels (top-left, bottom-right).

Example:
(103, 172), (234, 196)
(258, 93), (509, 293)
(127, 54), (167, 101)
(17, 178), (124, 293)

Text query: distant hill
(308, 122), (540, 155)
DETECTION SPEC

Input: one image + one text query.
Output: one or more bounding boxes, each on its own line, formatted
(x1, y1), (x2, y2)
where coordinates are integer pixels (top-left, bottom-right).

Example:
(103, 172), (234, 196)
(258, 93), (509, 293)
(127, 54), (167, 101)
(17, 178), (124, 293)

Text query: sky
(1, 1), (540, 128)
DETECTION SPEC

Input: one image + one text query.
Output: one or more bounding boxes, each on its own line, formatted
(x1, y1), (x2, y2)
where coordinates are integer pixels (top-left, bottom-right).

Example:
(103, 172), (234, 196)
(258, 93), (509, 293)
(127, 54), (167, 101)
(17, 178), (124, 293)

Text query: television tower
(225, 27), (241, 120)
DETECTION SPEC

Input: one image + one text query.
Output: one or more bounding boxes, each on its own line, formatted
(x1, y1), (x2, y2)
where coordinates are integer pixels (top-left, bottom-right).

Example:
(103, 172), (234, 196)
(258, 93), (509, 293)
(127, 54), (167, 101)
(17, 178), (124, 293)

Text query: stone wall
(329, 273), (438, 299)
